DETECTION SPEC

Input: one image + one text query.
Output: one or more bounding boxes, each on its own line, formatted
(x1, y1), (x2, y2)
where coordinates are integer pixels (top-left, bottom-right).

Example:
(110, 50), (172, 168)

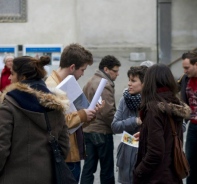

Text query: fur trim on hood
(157, 101), (191, 119)
(1, 82), (69, 113)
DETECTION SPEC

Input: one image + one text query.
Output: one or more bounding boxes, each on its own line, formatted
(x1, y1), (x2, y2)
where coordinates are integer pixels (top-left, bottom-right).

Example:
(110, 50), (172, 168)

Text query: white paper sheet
(56, 75), (89, 134)
(88, 78), (107, 110)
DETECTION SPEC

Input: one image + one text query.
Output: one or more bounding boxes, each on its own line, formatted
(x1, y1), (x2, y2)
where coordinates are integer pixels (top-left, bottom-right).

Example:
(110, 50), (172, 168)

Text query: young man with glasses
(80, 55), (121, 184)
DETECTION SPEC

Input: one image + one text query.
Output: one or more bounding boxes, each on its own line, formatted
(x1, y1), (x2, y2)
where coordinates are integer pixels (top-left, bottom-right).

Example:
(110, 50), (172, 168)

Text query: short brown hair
(127, 66), (148, 83)
(60, 43), (93, 69)
(182, 51), (197, 65)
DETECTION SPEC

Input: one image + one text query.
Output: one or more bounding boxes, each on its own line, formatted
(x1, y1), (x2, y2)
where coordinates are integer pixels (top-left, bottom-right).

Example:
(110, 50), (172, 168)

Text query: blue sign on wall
(0, 48), (15, 53)
(26, 47), (61, 53)
(23, 45), (63, 66)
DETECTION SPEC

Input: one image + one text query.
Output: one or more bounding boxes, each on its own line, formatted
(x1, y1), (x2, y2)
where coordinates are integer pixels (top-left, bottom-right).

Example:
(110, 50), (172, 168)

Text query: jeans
(80, 133), (115, 184)
(67, 161), (81, 183)
(185, 123), (197, 184)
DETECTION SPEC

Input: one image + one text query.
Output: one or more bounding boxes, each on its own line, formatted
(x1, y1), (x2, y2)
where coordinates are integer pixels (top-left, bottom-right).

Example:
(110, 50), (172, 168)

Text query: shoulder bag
(169, 116), (190, 179)
(44, 112), (77, 184)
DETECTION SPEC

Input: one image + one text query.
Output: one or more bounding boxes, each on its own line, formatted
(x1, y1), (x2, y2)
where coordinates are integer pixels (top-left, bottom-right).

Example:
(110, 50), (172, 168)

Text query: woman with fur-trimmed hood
(133, 64), (191, 184)
(0, 56), (70, 184)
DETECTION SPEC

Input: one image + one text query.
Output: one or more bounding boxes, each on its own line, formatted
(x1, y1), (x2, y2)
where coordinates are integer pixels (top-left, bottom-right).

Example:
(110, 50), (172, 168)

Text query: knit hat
(140, 60), (154, 67)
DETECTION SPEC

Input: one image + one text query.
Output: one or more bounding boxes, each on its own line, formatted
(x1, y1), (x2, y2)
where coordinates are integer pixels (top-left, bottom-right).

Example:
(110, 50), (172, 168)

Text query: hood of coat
(1, 82), (69, 113)
(157, 101), (191, 119)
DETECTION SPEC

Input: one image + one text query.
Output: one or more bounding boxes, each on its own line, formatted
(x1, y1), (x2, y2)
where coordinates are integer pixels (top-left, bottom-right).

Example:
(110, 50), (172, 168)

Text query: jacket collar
(1, 82), (69, 113)
(157, 101), (191, 119)
(95, 69), (115, 87)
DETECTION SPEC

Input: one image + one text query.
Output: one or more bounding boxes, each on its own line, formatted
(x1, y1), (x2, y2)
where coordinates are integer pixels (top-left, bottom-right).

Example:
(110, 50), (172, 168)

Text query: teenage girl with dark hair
(133, 64), (191, 184)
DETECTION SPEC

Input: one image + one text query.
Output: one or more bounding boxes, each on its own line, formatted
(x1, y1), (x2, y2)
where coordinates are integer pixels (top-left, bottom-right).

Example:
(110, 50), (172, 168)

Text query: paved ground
(77, 56), (187, 184)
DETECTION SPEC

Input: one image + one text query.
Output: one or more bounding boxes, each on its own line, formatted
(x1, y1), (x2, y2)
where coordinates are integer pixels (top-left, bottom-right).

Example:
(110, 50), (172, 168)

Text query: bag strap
(44, 111), (51, 132)
(44, 111), (56, 140)
(169, 116), (177, 137)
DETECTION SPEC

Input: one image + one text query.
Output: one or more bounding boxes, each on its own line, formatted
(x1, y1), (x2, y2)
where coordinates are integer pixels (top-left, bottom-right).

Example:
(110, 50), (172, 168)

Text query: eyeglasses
(110, 69), (119, 73)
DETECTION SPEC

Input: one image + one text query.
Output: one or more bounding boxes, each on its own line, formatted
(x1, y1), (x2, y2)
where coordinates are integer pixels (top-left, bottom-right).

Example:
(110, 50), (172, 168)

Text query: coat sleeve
(111, 97), (138, 134)
(65, 109), (87, 129)
(134, 111), (165, 178)
(0, 101), (13, 172)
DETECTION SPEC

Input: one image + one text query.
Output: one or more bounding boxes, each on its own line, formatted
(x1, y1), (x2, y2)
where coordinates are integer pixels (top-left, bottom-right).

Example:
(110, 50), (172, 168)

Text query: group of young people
(0, 43), (195, 184)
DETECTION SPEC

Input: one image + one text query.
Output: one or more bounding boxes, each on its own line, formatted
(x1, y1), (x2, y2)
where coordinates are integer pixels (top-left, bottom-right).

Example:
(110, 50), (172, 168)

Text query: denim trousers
(185, 123), (197, 184)
(67, 161), (81, 183)
(80, 133), (115, 184)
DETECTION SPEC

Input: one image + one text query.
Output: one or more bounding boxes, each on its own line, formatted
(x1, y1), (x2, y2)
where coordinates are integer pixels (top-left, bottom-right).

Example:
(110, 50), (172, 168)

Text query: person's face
(5, 58), (13, 69)
(128, 75), (143, 95)
(72, 63), (88, 80)
(182, 58), (197, 78)
(9, 67), (18, 83)
(105, 66), (120, 81)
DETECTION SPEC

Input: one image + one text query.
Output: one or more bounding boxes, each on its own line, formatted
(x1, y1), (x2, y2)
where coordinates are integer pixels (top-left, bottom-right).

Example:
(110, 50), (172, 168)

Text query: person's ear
(19, 75), (26, 81)
(70, 64), (75, 72)
(103, 67), (109, 73)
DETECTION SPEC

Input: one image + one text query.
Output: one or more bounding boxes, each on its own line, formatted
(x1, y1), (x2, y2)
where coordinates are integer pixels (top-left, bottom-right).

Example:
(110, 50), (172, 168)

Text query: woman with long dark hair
(133, 64), (191, 184)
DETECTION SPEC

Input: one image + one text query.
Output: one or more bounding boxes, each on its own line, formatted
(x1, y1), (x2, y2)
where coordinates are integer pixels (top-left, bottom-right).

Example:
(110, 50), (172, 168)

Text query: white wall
(172, 0), (197, 51)
(0, 0), (156, 48)
(0, 0), (196, 63)
(0, 0), (77, 45)
(77, 0), (156, 49)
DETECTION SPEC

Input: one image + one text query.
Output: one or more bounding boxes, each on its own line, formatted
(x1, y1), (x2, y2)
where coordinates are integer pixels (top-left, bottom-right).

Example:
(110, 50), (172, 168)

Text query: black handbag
(44, 112), (77, 184)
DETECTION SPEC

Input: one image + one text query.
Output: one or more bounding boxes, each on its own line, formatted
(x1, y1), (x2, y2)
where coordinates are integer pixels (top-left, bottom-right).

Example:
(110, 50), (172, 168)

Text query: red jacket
(0, 66), (11, 91)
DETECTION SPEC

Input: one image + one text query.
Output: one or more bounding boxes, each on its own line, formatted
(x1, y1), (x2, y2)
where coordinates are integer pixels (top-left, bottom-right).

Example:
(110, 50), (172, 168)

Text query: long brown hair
(140, 64), (178, 111)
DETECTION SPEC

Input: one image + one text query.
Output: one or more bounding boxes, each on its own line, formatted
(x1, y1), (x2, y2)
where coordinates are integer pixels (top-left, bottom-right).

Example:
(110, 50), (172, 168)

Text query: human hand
(84, 109), (96, 122)
(95, 100), (105, 112)
(136, 117), (142, 126)
(133, 132), (140, 141)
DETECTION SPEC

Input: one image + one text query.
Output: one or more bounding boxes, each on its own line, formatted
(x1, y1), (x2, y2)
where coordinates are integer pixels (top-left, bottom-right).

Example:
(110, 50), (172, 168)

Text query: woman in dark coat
(133, 64), (191, 184)
(0, 56), (70, 184)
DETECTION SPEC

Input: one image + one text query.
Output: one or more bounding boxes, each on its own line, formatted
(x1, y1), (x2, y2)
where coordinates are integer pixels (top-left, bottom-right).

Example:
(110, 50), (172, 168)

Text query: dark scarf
(123, 89), (141, 111)
(7, 79), (51, 112)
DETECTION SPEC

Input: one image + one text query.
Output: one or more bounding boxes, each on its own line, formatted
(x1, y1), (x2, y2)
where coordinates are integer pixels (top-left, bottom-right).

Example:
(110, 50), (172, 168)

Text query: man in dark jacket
(178, 51), (197, 184)
(80, 55), (121, 184)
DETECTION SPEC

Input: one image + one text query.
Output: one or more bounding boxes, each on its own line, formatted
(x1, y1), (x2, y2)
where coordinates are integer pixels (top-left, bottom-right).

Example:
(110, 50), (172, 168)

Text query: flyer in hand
(121, 131), (139, 148)
(56, 75), (89, 134)
(56, 75), (107, 134)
